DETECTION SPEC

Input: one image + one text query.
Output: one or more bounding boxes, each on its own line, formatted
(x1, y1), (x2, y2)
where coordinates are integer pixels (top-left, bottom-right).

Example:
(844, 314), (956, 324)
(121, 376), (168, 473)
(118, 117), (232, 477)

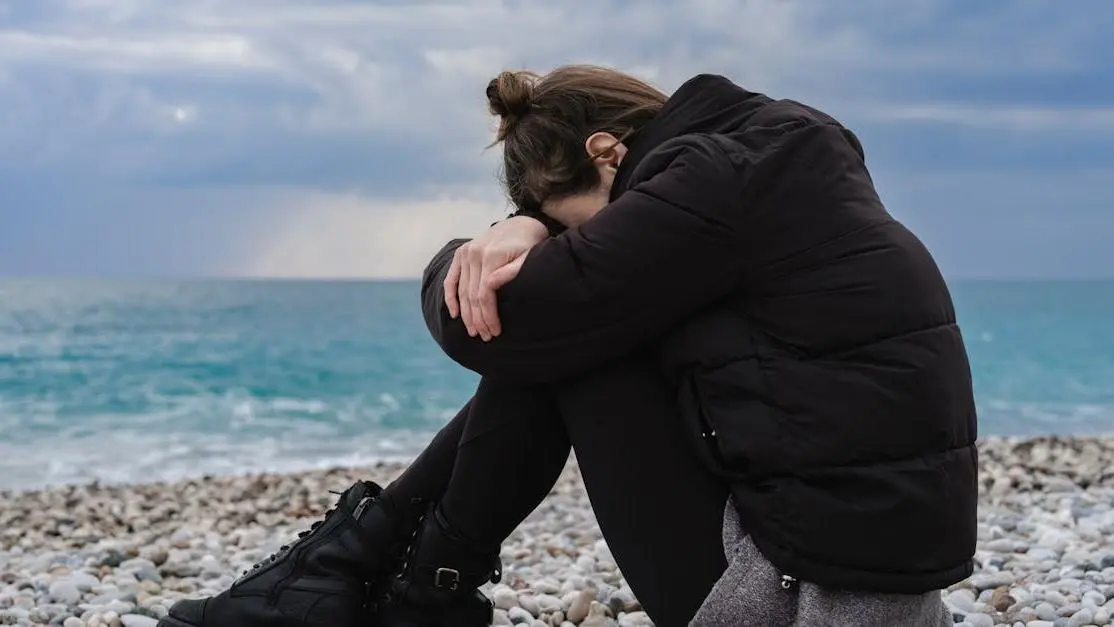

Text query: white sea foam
(0, 423), (434, 492)
(3, 399), (1113, 492)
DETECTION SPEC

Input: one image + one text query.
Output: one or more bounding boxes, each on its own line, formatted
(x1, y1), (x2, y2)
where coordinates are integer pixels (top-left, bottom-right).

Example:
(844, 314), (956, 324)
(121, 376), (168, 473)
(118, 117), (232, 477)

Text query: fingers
(460, 246), (491, 340)
(485, 254), (526, 291)
(477, 256), (502, 338)
(443, 251), (462, 319)
(458, 251), (476, 337)
(451, 234), (528, 342)
(467, 251), (496, 341)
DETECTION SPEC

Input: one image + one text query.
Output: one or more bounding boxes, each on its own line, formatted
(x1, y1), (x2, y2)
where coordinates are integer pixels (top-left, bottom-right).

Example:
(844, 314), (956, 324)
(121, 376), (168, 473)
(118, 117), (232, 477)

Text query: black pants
(387, 361), (729, 626)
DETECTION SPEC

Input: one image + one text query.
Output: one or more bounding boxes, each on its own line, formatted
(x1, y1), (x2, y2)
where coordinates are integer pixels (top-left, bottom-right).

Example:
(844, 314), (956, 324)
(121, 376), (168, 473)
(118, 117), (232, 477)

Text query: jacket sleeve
(425, 134), (750, 382)
(420, 238), (470, 356)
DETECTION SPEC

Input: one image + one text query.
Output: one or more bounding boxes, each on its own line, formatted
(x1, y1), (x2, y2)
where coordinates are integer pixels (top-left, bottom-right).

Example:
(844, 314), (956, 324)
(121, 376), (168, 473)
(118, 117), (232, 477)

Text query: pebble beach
(2, 436), (1114, 627)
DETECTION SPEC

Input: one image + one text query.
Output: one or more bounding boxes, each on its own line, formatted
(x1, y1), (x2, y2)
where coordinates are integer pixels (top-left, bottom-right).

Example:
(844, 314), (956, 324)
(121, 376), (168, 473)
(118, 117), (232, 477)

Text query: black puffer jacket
(421, 74), (977, 594)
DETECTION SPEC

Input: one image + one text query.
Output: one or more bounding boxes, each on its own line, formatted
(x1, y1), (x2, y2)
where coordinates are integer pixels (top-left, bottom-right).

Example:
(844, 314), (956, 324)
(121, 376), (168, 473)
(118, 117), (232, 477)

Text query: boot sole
(156, 617), (198, 627)
(376, 591), (494, 626)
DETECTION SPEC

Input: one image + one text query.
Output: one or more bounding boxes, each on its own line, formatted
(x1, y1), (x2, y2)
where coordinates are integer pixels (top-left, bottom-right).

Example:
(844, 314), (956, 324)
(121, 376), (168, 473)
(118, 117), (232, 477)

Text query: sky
(0, 0), (1111, 279)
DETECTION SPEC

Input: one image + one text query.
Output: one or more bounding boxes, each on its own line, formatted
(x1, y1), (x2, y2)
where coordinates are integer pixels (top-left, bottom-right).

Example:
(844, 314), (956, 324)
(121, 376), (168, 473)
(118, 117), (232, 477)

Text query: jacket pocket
(683, 358), (784, 477)
(678, 373), (730, 477)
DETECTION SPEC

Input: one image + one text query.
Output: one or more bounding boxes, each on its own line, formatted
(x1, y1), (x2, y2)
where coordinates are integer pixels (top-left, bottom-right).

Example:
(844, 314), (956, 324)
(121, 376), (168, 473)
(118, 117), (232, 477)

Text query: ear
(585, 132), (628, 170)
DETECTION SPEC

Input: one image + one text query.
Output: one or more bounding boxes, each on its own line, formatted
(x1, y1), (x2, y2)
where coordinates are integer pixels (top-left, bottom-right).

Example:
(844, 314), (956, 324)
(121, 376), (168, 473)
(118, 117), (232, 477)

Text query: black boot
(374, 504), (502, 626)
(158, 480), (422, 627)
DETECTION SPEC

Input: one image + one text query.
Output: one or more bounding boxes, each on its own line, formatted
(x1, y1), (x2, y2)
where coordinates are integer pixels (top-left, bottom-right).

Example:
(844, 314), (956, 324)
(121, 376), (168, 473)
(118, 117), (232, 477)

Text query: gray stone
(46, 582), (80, 606)
(1035, 602), (1059, 621)
(946, 589), (977, 613)
(969, 572), (1015, 590)
(1066, 608), (1093, 627)
(566, 589), (594, 623)
(68, 573), (100, 592)
(518, 594), (540, 616)
(1057, 602), (1081, 616)
(535, 594), (563, 614)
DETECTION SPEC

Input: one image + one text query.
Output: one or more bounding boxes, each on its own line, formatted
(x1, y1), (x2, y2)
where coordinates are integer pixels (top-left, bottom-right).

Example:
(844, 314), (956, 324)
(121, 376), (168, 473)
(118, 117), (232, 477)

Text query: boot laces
(240, 488), (346, 577)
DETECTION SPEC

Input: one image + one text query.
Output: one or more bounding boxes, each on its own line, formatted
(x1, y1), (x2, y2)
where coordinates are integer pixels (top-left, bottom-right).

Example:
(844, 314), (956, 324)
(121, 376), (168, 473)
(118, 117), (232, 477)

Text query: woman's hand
(444, 216), (549, 341)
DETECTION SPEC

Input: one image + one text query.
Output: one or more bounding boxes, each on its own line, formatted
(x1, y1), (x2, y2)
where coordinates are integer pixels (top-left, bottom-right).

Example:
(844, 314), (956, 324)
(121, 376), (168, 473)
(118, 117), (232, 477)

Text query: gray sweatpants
(690, 501), (952, 626)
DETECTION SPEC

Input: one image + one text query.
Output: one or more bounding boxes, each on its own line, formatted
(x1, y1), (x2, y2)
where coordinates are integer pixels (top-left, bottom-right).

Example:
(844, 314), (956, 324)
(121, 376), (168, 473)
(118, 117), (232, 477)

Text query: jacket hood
(611, 74), (772, 201)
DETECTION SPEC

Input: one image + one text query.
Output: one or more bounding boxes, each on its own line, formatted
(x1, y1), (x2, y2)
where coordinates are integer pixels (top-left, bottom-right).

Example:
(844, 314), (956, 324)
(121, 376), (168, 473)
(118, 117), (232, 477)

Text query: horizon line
(2, 275), (1114, 283)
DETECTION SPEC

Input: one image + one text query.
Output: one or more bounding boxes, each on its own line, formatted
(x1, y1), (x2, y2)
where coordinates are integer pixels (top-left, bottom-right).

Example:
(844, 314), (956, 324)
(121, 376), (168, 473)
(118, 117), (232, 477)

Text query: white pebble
(518, 593), (540, 616)
(492, 586), (518, 611)
(4, 440), (1114, 627)
(946, 589), (976, 613)
(49, 581), (82, 605)
(1066, 608), (1093, 627)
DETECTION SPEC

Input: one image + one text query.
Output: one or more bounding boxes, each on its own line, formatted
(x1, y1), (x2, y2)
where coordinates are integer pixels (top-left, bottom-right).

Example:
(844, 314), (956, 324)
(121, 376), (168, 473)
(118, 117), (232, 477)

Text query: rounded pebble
(2, 437), (1114, 626)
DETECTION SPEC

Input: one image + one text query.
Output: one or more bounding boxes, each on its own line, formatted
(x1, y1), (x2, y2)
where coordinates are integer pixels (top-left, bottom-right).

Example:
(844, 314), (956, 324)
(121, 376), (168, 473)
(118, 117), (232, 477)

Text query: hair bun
(487, 70), (537, 140)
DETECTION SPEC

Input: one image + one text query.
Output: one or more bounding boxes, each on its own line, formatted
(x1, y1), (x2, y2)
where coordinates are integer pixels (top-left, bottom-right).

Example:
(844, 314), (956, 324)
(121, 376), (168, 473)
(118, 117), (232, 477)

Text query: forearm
(421, 238), (611, 382)
(421, 238), (470, 355)
(420, 136), (748, 382)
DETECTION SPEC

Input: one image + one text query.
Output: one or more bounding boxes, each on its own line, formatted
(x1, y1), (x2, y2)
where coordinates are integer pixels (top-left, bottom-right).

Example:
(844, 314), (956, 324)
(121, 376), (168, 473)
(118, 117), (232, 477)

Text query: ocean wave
(3, 279), (1113, 491)
(0, 424), (438, 492)
(2, 398), (1111, 492)
(978, 399), (1114, 436)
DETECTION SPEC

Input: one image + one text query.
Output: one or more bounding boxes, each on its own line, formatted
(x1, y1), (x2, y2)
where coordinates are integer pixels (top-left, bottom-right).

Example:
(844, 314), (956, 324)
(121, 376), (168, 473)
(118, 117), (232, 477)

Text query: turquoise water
(1, 279), (1111, 490)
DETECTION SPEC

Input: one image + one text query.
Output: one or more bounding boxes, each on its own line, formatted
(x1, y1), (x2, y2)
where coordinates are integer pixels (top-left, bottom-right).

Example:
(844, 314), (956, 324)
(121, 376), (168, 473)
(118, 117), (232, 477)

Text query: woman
(159, 69), (730, 627)
(160, 66), (976, 627)
(424, 66), (978, 625)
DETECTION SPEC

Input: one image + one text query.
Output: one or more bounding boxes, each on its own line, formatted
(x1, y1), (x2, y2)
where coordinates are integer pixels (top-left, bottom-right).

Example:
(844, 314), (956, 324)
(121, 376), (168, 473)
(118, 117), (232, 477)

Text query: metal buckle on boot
(434, 567), (460, 591)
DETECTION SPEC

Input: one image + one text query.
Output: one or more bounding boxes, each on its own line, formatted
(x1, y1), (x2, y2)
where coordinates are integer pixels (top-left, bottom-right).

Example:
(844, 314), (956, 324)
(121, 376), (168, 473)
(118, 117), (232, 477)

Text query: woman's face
(542, 132), (628, 228)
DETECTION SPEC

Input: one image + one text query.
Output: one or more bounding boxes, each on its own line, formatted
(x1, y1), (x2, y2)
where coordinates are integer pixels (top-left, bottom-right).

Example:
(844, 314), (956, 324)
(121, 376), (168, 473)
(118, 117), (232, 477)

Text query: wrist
(507, 214), (551, 239)
(510, 210), (565, 238)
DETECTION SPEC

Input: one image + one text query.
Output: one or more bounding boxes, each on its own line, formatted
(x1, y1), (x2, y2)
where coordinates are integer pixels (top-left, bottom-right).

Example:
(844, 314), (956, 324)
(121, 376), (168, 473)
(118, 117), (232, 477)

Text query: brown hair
(486, 65), (668, 213)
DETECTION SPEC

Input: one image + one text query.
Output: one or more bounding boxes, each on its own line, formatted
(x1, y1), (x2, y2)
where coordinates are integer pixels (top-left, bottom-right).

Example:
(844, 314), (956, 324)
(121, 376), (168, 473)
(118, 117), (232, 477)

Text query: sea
(1, 279), (1112, 491)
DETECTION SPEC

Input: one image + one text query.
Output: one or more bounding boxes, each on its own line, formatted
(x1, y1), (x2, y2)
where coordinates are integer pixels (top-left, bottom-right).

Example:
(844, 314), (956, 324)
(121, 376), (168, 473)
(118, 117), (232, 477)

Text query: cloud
(866, 104), (1114, 132)
(233, 164), (1114, 280)
(4, 0), (1109, 179)
(0, 30), (273, 74)
(1, 0), (1112, 278)
(234, 187), (508, 279)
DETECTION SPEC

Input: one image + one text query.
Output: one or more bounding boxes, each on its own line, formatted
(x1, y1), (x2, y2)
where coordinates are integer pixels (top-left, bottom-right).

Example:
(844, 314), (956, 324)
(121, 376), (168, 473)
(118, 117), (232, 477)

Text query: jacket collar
(611, 74), (770, 200)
